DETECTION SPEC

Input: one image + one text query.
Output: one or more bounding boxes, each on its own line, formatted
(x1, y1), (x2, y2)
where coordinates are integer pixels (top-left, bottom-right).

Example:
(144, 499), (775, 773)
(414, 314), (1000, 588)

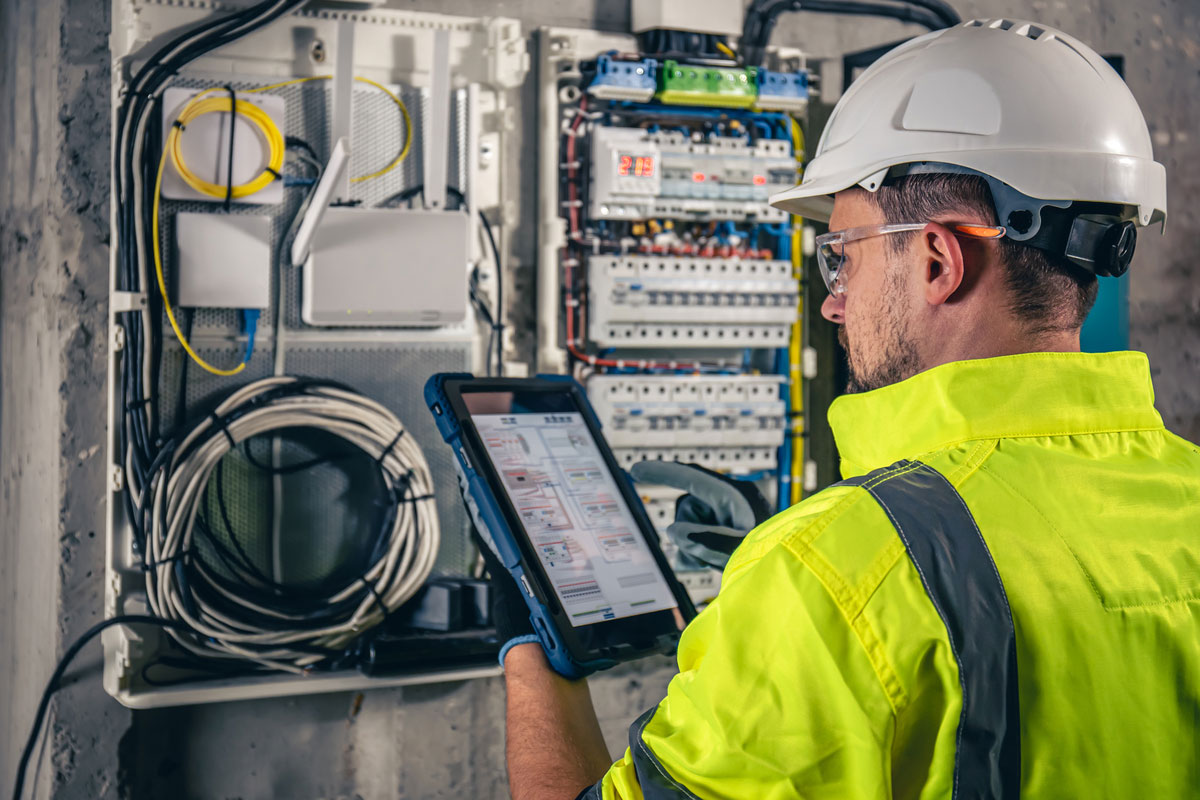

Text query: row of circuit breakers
(577, 124), (802, 480)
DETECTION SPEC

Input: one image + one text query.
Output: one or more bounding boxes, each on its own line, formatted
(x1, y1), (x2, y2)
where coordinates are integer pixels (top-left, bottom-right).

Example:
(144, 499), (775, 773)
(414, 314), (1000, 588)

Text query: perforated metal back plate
(155, 75), (475, 588)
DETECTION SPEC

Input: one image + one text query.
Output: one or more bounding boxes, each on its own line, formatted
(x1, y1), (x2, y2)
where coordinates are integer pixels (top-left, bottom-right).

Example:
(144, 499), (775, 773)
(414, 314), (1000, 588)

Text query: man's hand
(469, 522), (539, 662)
(469, 525), (613, 799)
(503, 644), (613, 800)
(631, 461), (772, 570)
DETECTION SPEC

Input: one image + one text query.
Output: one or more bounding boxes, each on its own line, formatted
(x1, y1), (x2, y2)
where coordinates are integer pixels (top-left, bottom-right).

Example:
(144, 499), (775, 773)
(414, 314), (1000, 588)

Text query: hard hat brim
(769, 184), (835, 222)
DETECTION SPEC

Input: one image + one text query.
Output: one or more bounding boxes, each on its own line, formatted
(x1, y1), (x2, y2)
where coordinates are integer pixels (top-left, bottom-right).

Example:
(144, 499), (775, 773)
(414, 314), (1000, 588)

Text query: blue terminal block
(587, 54), (658, 102)
(755, 69), (809, 113)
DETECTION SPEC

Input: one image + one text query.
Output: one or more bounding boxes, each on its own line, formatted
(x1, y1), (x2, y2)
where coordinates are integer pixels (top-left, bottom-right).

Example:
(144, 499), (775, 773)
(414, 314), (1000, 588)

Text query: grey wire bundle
(141, 376), (440, 673)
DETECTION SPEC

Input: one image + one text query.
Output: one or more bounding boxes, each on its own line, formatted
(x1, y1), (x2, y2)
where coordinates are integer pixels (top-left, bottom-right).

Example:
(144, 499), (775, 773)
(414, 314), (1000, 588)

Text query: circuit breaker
(587, 254), (797, 347)
(590, 126), (793, 220)
(588, 374), (786, 472)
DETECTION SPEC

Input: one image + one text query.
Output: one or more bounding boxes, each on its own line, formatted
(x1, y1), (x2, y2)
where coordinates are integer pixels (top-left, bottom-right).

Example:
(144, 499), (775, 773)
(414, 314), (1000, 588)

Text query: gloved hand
(630, 461), (772, 571)
(457, 470), (539, 666)
(470, 521), (540, 665)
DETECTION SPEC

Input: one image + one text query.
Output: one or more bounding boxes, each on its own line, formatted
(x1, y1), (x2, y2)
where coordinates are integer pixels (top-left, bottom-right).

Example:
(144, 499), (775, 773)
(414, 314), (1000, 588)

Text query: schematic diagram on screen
(474, 412), (677, 625)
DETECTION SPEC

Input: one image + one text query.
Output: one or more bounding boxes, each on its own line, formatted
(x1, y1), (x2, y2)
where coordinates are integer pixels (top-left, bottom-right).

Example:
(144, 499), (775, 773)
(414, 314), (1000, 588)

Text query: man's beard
(839, 273), (921, 394)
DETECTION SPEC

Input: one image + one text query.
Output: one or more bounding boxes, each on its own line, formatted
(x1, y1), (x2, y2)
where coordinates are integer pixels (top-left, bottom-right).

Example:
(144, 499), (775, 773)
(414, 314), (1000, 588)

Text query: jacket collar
(828, 351), (1165, 479)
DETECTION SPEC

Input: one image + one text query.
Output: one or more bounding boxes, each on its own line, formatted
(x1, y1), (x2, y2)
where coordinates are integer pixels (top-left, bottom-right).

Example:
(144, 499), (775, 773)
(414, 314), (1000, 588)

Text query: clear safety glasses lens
(815, 240), (846, 295)
(812, 223), (1005, 297)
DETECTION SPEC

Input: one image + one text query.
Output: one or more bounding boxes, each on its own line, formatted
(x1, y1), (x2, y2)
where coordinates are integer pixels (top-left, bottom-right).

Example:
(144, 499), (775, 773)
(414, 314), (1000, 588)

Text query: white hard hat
(771, 19), (1167, 236)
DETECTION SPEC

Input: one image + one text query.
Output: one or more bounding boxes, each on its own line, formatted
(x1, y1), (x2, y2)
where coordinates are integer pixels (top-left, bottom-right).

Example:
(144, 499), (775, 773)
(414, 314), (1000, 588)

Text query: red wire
(560, 98), (727, 373)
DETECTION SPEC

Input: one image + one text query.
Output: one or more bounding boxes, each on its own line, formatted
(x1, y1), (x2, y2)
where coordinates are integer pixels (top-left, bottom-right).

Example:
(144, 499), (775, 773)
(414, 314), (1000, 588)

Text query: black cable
(740, 0), (956, 66)
(173, 308), (193, 435)
(140, 654), (273, 687)
(223, 85), (237, 211)
(894, 0), (959, 26)
(114, 0), (304, 502)
(284, 135), (319, 164)
(477, 209), (505, 378)
(12, 615), (193, 800)
(213, 458), (275, 587)
(241, 437), (355, 475)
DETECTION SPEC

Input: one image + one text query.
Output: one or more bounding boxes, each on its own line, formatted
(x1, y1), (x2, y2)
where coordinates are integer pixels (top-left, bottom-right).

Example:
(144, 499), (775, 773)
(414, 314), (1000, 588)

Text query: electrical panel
(537, 24), (814, 595)
(106, 2), (527, 708)
(98, 2), (824, 709)
(587, 254), (797, 348)
(588, 374), (786, 472)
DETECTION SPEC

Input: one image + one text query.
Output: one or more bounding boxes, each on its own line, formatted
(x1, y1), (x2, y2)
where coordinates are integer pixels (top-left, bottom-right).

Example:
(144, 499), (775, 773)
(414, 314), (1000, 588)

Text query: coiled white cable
(141, 376), (440, 673)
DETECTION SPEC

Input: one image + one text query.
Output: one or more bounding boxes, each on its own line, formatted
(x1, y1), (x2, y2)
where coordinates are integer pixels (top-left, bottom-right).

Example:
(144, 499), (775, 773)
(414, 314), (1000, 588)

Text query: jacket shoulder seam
(780, 488), (913, 716)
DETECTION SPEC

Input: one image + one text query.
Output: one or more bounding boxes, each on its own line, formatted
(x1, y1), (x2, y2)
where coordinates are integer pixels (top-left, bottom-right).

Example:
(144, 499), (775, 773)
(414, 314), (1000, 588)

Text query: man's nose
(821, 292), (845, 324)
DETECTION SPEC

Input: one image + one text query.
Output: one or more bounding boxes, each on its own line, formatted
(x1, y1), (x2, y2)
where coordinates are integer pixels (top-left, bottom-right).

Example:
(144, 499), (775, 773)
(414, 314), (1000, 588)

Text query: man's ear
(919, 222), (967, 306)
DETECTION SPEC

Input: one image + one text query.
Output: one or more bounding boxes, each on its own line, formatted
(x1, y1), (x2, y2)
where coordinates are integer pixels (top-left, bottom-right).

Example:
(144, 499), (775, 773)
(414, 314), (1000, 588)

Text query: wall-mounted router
(294, 25), (469, 328)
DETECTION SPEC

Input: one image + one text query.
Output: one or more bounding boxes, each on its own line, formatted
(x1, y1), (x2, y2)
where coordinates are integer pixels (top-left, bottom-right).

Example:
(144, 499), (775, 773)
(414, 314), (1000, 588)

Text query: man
(496, 20), (1199, 799)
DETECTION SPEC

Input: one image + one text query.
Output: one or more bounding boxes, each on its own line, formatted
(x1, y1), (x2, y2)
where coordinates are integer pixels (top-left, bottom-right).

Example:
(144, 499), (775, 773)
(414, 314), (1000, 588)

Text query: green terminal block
(657, 60), (759, 109)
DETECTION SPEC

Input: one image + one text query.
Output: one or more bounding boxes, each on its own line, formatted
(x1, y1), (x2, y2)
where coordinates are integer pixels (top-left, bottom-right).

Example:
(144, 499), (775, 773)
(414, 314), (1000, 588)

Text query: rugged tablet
(425, 374), (696, 677)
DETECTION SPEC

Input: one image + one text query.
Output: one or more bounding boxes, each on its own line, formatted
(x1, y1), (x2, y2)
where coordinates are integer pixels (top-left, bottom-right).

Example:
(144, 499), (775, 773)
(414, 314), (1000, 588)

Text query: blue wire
(616, 102), (790, 128)
(775, 347), (792, 513)
(240, 308), (260, 364)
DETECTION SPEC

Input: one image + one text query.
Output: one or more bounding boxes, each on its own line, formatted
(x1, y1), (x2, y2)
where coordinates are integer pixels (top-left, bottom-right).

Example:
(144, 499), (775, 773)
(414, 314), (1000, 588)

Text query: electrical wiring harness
(139, 377), (440, 673)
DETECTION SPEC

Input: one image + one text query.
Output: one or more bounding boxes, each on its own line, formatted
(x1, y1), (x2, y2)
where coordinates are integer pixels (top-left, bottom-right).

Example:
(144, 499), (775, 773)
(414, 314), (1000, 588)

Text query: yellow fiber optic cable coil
(168, 92), (286, 200)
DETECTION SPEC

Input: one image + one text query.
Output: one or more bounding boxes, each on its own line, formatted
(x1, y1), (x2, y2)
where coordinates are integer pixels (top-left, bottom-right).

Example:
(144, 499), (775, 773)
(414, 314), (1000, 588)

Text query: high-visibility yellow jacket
(587, 351), (1200, 799)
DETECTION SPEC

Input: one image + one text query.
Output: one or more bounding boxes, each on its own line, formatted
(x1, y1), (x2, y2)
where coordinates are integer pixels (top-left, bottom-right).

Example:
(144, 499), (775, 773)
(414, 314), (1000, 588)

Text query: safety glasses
(814, 222), (1006, 296)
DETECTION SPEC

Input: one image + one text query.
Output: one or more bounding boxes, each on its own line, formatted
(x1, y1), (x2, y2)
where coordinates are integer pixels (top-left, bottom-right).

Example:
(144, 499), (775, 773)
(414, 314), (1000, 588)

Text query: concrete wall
(1, 1), (1196, 798)
(1, 0), (126, 798)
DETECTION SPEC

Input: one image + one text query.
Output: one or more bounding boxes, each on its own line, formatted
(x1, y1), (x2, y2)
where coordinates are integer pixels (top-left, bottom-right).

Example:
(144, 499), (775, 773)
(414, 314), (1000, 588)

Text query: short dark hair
(868, 173), (1099, 334)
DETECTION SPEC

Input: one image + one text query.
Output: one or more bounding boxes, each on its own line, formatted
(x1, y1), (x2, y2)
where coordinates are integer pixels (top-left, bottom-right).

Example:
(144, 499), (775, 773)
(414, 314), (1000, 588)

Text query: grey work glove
(630, 461), (772, 571)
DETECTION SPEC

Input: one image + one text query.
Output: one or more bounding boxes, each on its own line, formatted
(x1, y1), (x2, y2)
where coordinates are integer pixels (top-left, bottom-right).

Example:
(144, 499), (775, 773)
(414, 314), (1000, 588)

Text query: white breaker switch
(588, 373), (786, 473)
(587, 254), (799, 348)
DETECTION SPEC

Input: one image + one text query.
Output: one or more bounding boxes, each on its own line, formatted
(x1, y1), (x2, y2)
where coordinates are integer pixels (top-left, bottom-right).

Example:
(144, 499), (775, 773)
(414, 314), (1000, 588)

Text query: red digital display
(617, 153), (655, 178)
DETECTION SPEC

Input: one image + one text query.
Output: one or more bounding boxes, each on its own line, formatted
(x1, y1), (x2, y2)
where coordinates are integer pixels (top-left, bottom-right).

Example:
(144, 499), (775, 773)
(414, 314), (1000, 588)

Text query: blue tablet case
(424, 373), (621, 678)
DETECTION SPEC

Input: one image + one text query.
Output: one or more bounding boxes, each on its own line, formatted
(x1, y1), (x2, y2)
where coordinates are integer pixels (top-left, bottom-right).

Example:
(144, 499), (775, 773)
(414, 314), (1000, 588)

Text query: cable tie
(223, 85), (237, 212)
(208, 410), (236, 449)
(142, 548), (194, 571)
(264, 166), (282, 179)
(171, 119), (186, 130)
(376, 429), (406, 465)
(126, 397), (152, 410)
(390, 469), (415, 501)
(357, 575), (391, 625)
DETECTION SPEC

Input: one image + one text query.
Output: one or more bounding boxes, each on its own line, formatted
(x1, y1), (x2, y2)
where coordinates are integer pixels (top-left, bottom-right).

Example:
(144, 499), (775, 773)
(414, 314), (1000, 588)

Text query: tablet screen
(465, 392), (679, 627)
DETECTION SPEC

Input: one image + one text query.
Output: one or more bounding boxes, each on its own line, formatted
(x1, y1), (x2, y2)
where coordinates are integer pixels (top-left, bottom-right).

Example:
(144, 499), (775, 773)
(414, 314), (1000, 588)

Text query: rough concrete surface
(0, 1), (1196, 798)
(1, 0), (122, 798)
